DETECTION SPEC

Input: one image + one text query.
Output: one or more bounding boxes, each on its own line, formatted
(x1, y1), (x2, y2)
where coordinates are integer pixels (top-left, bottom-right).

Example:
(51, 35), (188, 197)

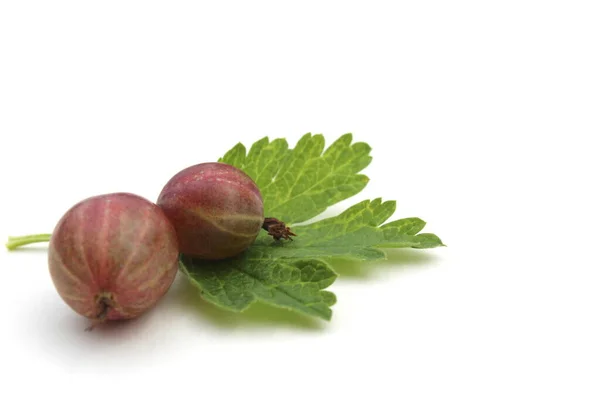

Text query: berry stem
(5, 234), (52, 250)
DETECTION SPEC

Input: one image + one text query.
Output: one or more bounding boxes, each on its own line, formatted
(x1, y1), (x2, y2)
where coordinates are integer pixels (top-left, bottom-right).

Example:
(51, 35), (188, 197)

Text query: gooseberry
(157, 162), (264, 260)
(48, 192), (179, 325)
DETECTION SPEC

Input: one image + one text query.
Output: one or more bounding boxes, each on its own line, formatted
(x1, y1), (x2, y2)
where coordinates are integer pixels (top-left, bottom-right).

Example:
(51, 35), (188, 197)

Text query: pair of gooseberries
(48, 162), (280, 325)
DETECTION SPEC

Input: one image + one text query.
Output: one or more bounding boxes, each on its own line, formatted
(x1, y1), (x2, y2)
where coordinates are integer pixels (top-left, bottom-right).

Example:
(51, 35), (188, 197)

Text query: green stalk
(5, 234), (52, 250)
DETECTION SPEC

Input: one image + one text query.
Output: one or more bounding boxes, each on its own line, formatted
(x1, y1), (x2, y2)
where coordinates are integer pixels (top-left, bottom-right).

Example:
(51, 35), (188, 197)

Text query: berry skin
(157, 162), (264, 260)
(48, 192), (180, 324)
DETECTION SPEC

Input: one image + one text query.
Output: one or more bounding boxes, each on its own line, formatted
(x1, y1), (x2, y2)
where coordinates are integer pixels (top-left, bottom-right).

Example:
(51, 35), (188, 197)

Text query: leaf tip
(341, 132), (353, 141)
(382, 199), (396, 208)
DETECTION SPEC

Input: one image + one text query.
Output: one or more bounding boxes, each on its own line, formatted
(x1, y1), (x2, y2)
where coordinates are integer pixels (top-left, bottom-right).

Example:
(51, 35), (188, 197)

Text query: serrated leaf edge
(179, 255), (338, 321)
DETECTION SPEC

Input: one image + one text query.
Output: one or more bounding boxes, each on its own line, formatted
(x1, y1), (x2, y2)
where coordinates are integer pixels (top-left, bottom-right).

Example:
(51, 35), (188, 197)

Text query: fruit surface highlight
(157, 162), (264, 260)
(48, 192), (179, 323)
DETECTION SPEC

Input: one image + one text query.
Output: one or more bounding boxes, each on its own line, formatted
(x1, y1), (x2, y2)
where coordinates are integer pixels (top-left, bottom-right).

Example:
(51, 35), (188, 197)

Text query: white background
(1, 1), (599, 399)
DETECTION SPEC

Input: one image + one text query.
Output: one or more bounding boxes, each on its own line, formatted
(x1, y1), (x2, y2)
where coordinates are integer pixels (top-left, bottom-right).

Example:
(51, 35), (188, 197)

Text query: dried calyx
(262, 217), (296, 241)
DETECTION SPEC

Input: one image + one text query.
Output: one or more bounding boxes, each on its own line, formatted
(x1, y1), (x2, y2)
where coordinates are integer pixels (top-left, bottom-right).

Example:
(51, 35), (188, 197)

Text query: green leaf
(219, 133), (372, 224)
(180, 133), (444, 321)
(179, 253), (337, 320)
(247, 198), (445, 261)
